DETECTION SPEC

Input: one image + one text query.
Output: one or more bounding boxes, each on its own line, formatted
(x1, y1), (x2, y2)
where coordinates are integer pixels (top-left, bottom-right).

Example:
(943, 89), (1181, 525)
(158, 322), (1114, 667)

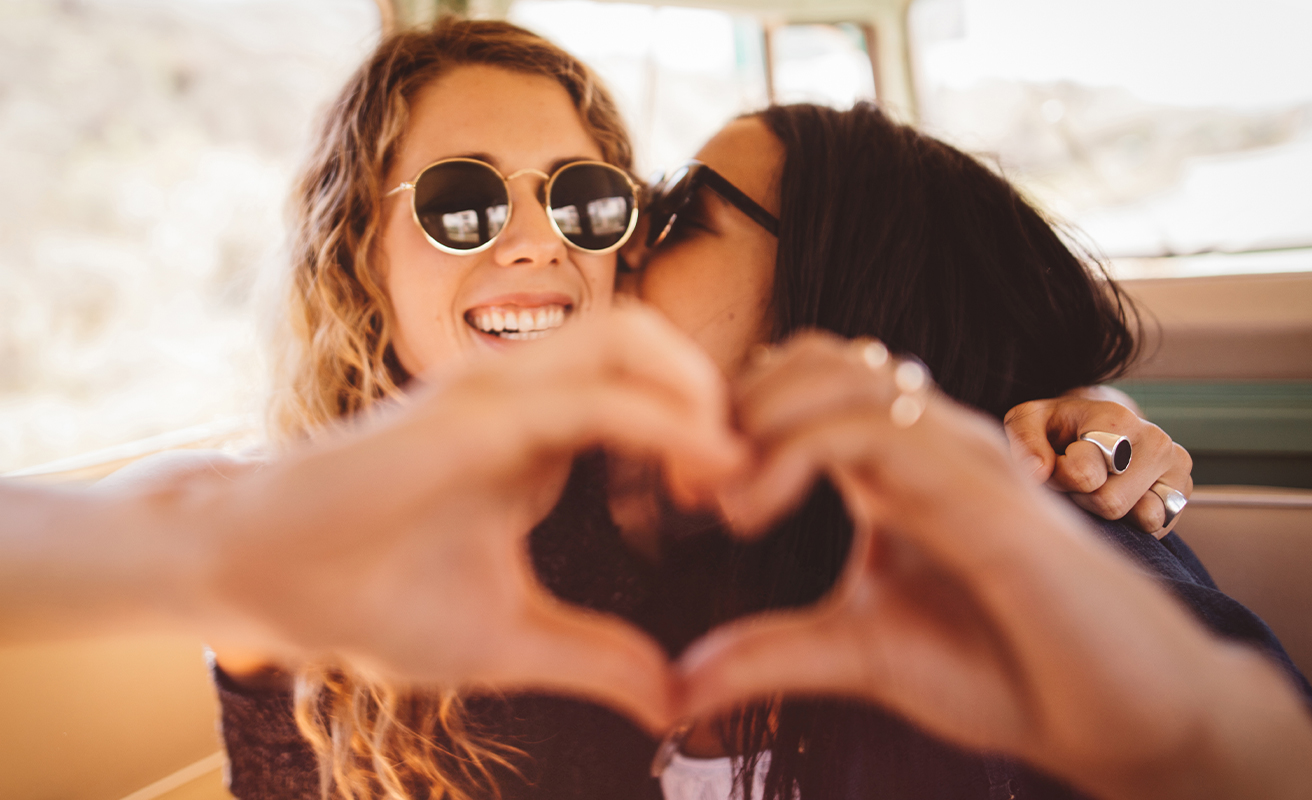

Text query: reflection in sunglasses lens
(551, 164), (634, 251)
(551, 205), (582, 235)
(414, 160), (508, 250)
(441, 210), (480, 244)
(486, 204), (508, 238)
(587, 196), (629, 236)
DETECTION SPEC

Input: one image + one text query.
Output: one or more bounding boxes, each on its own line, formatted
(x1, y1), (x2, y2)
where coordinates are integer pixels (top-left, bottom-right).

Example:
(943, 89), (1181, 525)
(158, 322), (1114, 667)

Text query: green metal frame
(1115, 381), (1312, 488)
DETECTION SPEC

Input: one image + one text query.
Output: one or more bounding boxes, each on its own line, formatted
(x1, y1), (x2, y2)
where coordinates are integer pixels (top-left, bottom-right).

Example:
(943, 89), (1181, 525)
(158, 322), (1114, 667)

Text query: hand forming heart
(266, 314), (1301, 800)
(663, 332), (1307, 800)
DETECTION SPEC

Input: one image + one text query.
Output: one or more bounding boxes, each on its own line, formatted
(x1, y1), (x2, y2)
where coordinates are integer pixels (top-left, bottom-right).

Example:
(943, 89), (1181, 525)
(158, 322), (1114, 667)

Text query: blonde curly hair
(267, 17), (635, 799)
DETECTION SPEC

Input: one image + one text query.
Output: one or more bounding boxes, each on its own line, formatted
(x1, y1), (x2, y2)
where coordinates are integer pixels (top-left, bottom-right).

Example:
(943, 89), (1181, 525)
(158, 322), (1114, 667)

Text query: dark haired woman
(618, 102), (1311, 799)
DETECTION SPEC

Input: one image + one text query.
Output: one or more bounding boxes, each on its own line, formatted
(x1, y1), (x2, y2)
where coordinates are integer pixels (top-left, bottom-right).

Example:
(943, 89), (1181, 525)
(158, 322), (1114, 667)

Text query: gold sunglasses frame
(385, 157), (641, 256)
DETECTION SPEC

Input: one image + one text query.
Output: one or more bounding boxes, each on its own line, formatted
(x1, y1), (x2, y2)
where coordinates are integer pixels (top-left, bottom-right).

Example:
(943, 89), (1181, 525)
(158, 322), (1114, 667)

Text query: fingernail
(1024, 456), (1045, 476)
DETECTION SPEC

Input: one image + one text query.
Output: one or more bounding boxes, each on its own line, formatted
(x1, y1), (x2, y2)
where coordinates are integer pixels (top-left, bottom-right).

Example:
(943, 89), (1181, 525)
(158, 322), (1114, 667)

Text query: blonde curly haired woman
(107, 19), (739, 800)
(109, 17), (1198, 800)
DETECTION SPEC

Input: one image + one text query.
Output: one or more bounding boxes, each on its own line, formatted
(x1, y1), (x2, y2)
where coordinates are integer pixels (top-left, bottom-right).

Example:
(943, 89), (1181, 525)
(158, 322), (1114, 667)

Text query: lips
(466, 303), (569, 341)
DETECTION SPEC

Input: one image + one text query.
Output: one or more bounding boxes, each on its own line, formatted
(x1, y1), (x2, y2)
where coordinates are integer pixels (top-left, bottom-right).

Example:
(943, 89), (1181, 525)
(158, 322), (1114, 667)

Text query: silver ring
(1079, 431), (1132, 475)
(854, 340), (932, 429)
(1150, 481), (1188, 528)
(890, 357), (931, 428)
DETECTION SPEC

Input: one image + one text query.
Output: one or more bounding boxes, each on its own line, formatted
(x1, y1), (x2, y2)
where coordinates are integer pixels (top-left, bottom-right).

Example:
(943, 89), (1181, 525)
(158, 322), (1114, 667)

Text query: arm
(0, 305), (743, 731)
(93, 450), (290, 687)
(684, 332), (1312, 800)
(0, 480), (195, 642)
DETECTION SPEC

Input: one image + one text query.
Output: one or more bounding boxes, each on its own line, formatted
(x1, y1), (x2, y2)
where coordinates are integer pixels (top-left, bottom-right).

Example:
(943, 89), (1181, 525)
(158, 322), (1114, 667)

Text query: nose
(491, 172), (567, 268)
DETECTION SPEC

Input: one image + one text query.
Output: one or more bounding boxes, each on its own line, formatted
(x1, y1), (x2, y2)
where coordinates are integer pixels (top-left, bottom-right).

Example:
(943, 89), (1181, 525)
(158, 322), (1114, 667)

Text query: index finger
(568, 303), (734, 433)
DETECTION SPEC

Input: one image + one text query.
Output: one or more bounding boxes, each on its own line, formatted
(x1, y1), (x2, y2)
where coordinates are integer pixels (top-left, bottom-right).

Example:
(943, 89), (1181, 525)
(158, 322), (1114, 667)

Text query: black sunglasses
(645, 161), (780, 248)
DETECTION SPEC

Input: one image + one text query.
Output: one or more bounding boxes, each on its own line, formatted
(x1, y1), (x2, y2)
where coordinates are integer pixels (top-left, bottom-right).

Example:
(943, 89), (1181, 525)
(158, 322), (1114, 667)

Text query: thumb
(1003, 401), (1057, 482)
(506, 596), (678, 734)
(677, 607), (869, 721)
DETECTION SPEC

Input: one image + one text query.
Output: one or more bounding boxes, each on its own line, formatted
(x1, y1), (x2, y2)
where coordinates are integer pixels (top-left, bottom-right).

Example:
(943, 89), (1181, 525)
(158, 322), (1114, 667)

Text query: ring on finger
(1149, 480), (1188, 528)
(1080, 430), (1132, 475)
(859, 339), (889, 369)
(853, 339), (933, 428)
(890, 357), (931, 429)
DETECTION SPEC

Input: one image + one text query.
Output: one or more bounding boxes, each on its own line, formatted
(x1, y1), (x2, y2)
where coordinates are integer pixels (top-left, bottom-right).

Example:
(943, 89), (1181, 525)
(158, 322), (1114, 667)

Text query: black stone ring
(1080, 431), (1132, 475)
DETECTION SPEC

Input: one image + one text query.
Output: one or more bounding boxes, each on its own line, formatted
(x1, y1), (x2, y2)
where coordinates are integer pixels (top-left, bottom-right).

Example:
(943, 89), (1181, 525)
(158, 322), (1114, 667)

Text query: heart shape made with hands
(520, 333), (1025, 750)
(471, 323), (1205, 791)
(513, 328), (1080, 779)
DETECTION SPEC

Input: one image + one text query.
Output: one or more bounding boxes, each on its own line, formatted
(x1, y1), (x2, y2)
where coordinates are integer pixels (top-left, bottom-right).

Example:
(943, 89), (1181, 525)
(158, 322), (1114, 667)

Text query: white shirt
(658, 750), (774, 800)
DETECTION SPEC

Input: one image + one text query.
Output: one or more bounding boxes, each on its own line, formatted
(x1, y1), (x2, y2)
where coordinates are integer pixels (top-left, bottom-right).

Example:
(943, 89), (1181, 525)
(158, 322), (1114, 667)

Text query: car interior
(1, 0), (1307, 797)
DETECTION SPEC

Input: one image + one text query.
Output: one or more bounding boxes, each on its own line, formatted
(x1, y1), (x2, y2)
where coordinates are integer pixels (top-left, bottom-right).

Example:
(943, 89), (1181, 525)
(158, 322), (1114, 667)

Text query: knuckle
(1172, 442), (1193, 473)
(1132, 504), (1165, 535)
(1141, 423), (1170, 451)
(1087, 402), (1130, 431)
(1085, 490), (1130, 520)
(1108, 403), (1137, 426)
(1003, 400), (1044, 426)
(1063, 459), (1106, 493)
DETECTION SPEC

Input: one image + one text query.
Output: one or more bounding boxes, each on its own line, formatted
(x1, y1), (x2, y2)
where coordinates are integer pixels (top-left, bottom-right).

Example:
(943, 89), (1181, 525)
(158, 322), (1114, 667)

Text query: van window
(511, 4), (881, 175)
(909, 0), (1312, 279)
(510, 1), (770, 175)
(0, 0), (379, 473)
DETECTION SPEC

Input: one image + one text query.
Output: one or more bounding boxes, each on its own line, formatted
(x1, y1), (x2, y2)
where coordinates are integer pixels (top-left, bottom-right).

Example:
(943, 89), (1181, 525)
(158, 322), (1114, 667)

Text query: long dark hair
(764, 101), (1137, 418)
(721, 102), (1140, 799)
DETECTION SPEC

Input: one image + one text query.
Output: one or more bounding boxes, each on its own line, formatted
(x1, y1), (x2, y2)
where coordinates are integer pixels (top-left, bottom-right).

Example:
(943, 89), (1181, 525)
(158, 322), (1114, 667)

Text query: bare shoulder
(98, 448), (266, 491)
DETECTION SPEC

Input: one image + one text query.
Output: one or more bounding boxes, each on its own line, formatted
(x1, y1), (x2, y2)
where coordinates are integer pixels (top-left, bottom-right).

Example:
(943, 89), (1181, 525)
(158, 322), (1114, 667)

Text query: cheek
(379, 214), (467, 374)
(639, 242), (774, 372)
(574, 253), (617, 311)
(638, 252), (716, 330)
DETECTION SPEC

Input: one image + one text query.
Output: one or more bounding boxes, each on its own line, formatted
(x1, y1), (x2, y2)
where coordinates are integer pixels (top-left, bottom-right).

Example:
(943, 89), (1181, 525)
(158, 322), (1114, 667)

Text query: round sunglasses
(385, 158), (640, 255)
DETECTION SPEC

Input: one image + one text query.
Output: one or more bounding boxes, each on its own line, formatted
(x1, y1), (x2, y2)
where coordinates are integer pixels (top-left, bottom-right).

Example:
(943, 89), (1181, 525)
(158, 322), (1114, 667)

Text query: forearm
(971, 492), (1312, 800)
(1196, 646), (1312, 800)
(0, 480), (195, 642)
(1086, 644), (1312, 800)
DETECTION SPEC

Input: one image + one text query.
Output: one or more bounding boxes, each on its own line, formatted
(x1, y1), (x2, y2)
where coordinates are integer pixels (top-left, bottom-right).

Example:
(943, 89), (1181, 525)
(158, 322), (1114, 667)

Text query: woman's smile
(379, 64), (616, 371)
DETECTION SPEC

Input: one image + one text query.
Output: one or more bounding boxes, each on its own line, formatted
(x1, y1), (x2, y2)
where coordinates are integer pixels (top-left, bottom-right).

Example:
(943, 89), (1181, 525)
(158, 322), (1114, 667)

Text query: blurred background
(1, 3), (1308, 799)
(2, 0), (1309, 475)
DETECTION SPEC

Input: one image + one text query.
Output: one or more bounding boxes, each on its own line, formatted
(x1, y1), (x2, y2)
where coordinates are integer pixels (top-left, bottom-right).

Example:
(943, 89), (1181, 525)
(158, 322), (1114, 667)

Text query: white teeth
(467, 304), (569, 338)
(500, 330), (550, 341)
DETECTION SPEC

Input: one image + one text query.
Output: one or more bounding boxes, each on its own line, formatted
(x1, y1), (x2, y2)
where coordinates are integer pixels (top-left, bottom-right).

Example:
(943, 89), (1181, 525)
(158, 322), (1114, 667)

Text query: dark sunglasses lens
(412, 161), (509, 251)
(548, 164), (636, 251)
(645, 164), (696, 247)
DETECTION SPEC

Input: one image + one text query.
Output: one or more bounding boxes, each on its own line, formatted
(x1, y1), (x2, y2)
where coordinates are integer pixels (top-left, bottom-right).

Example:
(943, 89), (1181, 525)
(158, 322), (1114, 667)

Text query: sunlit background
(2, 0), (1309, 473)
